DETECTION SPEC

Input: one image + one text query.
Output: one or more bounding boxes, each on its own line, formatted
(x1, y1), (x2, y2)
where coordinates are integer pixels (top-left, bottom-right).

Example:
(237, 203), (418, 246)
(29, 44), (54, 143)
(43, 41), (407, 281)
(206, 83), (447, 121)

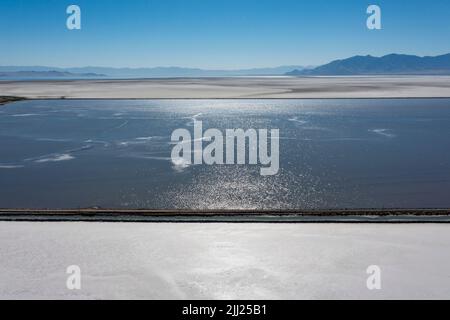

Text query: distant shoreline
(1, 76), (450, 99)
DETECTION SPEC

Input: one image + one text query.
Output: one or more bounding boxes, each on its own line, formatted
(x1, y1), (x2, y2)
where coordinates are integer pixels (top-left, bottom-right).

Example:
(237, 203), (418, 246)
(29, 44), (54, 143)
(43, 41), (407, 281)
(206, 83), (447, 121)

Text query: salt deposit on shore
(1, 76), (450, 99)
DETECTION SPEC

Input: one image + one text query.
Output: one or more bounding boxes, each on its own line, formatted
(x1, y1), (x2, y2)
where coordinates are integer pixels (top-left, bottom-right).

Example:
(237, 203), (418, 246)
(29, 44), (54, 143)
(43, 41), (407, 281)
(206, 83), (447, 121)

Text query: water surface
(1, 99), (449, 209)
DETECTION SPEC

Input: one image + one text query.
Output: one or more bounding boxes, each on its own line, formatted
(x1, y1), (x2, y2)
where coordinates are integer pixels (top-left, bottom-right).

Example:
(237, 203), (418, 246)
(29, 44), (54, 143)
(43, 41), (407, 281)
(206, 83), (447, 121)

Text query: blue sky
(1, 0), (450, 69)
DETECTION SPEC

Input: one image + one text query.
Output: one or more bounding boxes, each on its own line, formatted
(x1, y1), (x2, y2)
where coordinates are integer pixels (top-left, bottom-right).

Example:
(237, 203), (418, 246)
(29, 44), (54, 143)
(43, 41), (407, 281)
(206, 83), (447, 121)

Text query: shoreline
(1, 209), (450, 223)
(3, 96), (450, 101)
(1, 76), (450, 99)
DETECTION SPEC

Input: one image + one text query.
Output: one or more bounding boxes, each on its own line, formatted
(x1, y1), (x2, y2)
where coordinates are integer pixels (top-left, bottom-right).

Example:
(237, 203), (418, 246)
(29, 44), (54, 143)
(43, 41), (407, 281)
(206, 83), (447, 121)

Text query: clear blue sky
(1, 0), (450, 69)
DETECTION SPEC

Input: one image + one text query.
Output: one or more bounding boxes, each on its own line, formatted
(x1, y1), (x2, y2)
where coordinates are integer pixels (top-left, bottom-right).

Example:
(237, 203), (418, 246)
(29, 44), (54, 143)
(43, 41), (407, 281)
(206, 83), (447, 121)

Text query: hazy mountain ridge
(286, 53), (450, 76)
(0, 65), (307, 78)
(5, 53), (450, 78)
(0, 70), (105, 78)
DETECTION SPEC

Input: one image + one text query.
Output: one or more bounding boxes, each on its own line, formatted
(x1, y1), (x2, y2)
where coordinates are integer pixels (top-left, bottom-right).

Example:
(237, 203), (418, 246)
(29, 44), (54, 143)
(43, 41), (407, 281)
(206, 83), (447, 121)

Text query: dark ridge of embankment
(0, 96), (26, 105)
(0, 209), (450, 223)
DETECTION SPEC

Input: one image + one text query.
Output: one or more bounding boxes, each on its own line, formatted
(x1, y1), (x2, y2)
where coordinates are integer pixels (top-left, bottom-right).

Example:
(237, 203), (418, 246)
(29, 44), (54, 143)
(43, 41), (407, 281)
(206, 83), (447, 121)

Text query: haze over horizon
(1, 0), (450, 69)
(1, 52), (450, 70)
(2, 52), (450, 78)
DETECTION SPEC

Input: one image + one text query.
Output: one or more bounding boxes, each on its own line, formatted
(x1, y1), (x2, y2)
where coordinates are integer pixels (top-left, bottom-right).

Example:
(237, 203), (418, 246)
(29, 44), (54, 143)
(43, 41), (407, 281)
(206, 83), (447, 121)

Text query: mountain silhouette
(287, 53), (450, 76)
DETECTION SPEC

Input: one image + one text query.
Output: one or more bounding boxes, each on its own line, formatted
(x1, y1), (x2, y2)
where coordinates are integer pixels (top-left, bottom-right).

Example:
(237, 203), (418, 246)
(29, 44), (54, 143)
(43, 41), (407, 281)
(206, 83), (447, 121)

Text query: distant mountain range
(286, 53), (450, 76)
(3, 53), (450, 78)
(0, 70), (105, 78)
(0, 65), (307, 79)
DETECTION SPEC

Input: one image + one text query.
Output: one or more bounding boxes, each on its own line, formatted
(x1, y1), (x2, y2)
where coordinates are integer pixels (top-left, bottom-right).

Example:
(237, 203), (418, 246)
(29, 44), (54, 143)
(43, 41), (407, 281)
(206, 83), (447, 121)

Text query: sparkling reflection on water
(1, 99), (450, 209)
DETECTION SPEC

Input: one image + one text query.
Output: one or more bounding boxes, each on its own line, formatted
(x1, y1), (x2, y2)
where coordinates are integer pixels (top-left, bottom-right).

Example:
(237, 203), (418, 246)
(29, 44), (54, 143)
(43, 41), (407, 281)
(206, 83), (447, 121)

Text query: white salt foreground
(0, 222), (449, 300)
